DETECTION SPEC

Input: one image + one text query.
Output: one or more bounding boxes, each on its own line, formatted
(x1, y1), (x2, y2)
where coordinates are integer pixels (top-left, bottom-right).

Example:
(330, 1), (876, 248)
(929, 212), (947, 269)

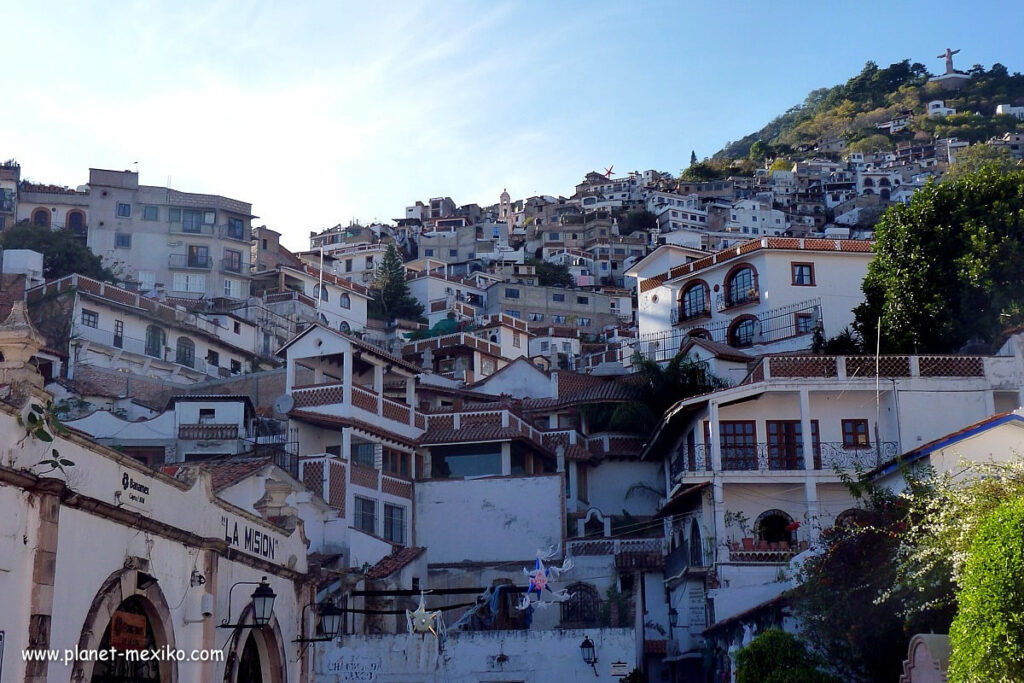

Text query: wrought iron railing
(168, 253), (212, 269)
(671, 304), (711, 325)
(671, 441), (899, 476)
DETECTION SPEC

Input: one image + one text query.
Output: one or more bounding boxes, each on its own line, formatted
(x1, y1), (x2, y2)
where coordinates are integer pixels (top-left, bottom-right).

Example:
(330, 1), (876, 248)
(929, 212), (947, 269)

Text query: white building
(726, 200), (788, 237)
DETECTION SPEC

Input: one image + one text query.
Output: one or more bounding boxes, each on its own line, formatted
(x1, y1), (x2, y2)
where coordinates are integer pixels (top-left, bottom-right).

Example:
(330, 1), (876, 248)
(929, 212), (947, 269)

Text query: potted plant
(725, 510), (753, 550)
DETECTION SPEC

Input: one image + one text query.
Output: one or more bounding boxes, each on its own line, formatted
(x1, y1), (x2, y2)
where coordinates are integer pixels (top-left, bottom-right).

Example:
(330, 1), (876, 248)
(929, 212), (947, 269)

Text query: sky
(6, 1), (1023, 250)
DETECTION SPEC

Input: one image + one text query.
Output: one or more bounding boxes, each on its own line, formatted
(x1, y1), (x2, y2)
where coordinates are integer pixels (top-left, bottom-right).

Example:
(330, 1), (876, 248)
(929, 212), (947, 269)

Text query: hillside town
(2, 51), (1024, 683)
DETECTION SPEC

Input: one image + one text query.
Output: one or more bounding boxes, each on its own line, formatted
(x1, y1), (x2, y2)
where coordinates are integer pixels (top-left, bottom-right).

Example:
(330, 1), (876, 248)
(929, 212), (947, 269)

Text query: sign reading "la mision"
(221, 515), (281, 562)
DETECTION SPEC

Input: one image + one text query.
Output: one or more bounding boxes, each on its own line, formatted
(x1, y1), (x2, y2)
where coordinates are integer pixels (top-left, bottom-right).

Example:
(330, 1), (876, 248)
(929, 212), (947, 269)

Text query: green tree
(768, 158), (792, 173)
(525, 258), (573, 287)
(370, 243), (424, 322)
(736, 629), (836, 683)
(619, 209), (657, 235)
(945, 143), (1018, 180)
(948, 496), (1024, 682)
(680, 161), (725, 182)
(0, 221), (116, 282)
(854, 167), (1024, 352)
(846, 133), (893, 154)
(748, 140), (769, 163)
(689, 150), (697, 166)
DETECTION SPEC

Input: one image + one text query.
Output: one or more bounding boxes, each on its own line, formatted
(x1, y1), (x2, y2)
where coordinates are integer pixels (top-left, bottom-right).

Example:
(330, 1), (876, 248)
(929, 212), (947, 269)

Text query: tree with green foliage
(525, 258), (573, 287)
(0, 221), (116, 282)
(619, 209), (657, 236)
(793, 470), (953, 682)
(944, 487), (1024, 681)
(689, 150), (697, 166)
(680, 161), (725, 182)
(768, 158), (792, 173)
(846, 133), (893, 154)
(748, 140), (769, 164)
(854, 167), (1024, 352)
(945, 143), (1018, 180)
(736, 629), (836, 683)
(369, 243), (424, 322)
(583, 353), (728, 436)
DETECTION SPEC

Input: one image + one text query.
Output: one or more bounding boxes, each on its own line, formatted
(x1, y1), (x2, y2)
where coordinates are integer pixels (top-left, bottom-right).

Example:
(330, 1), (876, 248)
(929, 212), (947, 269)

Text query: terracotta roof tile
(365, 546), (425, 579)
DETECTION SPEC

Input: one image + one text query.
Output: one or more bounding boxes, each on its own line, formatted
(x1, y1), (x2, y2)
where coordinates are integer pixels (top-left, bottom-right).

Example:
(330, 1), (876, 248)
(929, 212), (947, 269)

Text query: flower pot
(741, 537), (755, 551)
(757, 540), (769, 551)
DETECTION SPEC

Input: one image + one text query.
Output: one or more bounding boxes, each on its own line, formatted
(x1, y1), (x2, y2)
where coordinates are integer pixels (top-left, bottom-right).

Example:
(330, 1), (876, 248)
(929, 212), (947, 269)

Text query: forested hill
(713, 59), (1024, 161)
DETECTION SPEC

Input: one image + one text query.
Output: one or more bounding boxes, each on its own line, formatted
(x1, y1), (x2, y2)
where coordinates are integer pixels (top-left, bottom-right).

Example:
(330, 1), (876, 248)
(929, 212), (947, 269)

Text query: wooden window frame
(841, 419), (870, 448)
(791, 262), (816, 286)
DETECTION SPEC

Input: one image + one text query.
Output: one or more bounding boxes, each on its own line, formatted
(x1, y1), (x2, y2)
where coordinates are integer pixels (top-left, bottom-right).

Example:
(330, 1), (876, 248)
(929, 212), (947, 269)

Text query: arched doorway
(72, 568), (178, 683)
(236, 633), (263, 683)
(223, 606), (286, 683)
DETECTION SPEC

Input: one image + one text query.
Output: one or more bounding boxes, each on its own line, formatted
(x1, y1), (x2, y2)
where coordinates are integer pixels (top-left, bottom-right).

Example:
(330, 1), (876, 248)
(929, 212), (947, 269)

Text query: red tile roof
(365, 546), (425, 579)
(161, 456), (273, 491)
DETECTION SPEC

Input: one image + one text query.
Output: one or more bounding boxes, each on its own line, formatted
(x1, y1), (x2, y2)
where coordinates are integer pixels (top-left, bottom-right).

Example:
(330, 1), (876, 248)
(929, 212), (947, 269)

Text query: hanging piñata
(517, 547), (574, 610)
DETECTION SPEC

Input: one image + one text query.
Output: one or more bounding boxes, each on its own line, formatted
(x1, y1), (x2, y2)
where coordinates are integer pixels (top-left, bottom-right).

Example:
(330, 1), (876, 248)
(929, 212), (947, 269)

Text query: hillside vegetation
(713, 60), (1024, 161)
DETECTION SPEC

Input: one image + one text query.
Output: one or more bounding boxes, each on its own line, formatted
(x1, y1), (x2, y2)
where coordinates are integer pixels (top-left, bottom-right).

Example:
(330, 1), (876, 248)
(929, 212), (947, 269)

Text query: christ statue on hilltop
(937, 48), (961, 75)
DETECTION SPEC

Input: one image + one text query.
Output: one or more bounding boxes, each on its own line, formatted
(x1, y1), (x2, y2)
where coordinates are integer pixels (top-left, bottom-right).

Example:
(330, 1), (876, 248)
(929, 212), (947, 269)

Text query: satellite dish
(273, 394), (295, 414)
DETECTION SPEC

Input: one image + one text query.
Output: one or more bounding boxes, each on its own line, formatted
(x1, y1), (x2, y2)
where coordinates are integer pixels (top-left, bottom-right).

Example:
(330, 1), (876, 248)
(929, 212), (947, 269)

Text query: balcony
(169, 223), (215, 236)
(219, 224), (250, 242)
(169, 253), (212, 270)
(289, 381), (423, 439)
(220, 257), (252, 276)
(566, 537), (666, 557)
(178, 423), (240, 440)
(727, 541), (803, 563)
(72, 324), (212, 375)
(717, 284), (760, 311)
(670, 441), (899, 476)
(671, 304), (711, 326)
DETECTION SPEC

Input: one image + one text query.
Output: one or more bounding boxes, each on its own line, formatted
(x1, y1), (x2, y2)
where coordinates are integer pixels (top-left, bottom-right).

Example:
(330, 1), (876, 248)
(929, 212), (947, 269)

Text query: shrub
(736, 629), (836, 683)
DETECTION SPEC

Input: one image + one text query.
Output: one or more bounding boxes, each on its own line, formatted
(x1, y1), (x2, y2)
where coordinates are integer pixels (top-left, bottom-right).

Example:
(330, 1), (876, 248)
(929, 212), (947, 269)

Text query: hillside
(713, 59), (1024, 161)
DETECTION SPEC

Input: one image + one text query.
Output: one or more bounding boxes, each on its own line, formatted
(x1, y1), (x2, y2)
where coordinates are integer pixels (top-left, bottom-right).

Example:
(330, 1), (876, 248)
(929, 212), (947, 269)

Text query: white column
(342, 349), (353, 406)
(799, 388), (820, 543)
(708, 401), (722, 471)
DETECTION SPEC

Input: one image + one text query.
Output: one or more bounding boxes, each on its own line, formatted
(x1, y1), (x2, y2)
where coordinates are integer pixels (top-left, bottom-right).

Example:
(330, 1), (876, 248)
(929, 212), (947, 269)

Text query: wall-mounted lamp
(580, 635), (598, 676)
(218, 576), (276, 629)
(293, 598), (343, 649)
(668, 607), (679, 631)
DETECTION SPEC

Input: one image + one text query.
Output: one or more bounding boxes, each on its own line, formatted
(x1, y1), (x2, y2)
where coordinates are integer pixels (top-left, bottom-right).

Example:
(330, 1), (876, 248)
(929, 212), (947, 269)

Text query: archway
(223, 604), (286, 683)
(72, 568), (178, 683)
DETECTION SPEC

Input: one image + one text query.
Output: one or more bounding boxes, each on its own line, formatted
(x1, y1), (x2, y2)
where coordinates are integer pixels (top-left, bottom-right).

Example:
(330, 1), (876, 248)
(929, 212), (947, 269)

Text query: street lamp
(294, 598), (344, 645)
(580, 635), (598, 676)
(668, 607), (679, 630)
(219, 576), (277, 629)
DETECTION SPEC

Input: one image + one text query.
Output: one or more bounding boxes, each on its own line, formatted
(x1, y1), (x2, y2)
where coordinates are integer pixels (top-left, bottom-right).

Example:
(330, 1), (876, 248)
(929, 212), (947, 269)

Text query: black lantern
(251, 578), (276, 627)
(219, 576), (277, 630)
(580, 635), (598, 676)
(294, 597), (344, 646)
(668, 607), (679, 629)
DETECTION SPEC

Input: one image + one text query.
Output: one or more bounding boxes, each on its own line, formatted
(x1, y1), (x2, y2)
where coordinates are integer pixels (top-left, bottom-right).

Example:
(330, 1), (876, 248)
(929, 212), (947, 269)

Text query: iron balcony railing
(671, 441), (899, 478)
(168, 253), (212, 270)
(219, 257), (251, 275)
(671, 304), (711, 325)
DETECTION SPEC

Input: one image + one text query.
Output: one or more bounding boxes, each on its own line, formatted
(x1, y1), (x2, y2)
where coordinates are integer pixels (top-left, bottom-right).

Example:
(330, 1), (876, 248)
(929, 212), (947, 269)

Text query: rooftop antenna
(132, 161), (139, 174)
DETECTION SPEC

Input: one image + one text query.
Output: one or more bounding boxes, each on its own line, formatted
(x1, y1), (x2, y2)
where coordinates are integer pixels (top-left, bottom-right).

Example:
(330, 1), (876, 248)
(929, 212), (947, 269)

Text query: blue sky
(6, 1), (1022, 249)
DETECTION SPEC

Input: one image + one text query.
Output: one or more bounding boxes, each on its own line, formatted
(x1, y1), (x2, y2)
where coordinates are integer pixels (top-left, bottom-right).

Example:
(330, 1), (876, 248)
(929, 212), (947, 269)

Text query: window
(138, 271), (155, 291)
(513, 332), (521, 348)
(383, 448), (409, 477)
(354, 497), (376, 535)
(430, 443), (502, 478)
(144, 325), (165, 358)
(116, 203), (131, 218)
(766, 420), (821, 470)
(115, 233), (131, 248)
(842, 419), (870, 448)
(552, 314), (567, 324)
(176, 337), (195, 368)
(182, 209), (204, 233)
(352, 443), (375, 468)
(32, 208), (50, 227)
(561, 582), (600, 627)
(81, 309), (99, 328)
(726, 265), (757, 306)
(424, 248), (434, 257)
(261, 238), (268, 250)
(345, 259), (353, 273)
(449, 249), (458, 257)
(198, 408), (216, 424)
(226, 217), (245, 240)
(795, 312), (814, 334)
(206, 350), (220, 367)
(728, 316), (758, 347)
(505, 288), (520, 299)
(230, 359), (242, 374)
(67, 211), (85, 234)
(233, 321), (241, 334)
(383, 504), (406, 545)
(113, 320), (124, 348)
(528, 312), (544, 322)
(187, 245), (209, 267)
(312, 284), (328, 302)
(169, 208), (182, 223)
(223, 279), (241, 298)
(223, 249), (242, 273)
(204, 211), (215, 224)
(172, 273), (205, 293)
(340, 293), (351, 309)
(791, 262), (815, 286)
(548, 232), (561, 241)
(720, 420), (757, 470)
(577, 317), (591, 327)
(143, 206), (158, 221)
(680, 282), (709, 320)
(505, 310), (520, 318)
(576, 296), (589, 305)
(552, 293), (565, 302)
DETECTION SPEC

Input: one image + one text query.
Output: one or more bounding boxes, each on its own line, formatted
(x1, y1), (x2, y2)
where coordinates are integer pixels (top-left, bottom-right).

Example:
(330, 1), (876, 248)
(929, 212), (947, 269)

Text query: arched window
(145, 325), (165, 358)
(728, 316), (758, 348)
(176, 337), (195, 368)
(834, 508), (864, 529)
(688, 518), (704, 567)
(339, 293), (351, 309)
(880, 188), (891, 201)
(66, 210), (85, 235)
(878, 178), (891, 187)
(32, 208), (50, 227)
(754, 509), (796, 545)
(313, 284), (328, 302)
(725, 266), (757, 307)
(339, 321), (351, 334)
(679, 281), (709, 321)
(863, 177), (874, 188)
(561, 582), (600, 627)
